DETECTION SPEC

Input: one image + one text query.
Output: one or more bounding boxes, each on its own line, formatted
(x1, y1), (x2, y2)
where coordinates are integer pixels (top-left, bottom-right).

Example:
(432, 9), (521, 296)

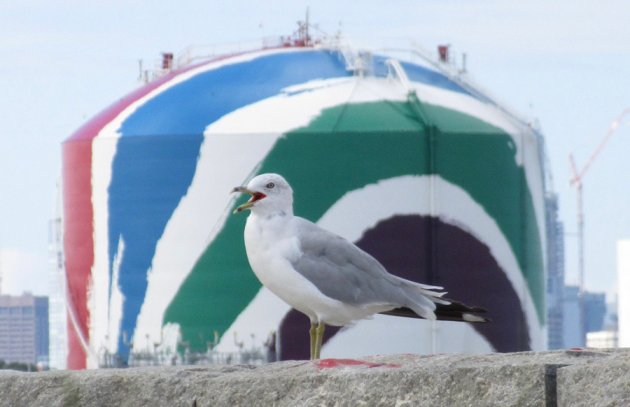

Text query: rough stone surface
(557, 349), (630, 407)
(0, 349), (628, 406)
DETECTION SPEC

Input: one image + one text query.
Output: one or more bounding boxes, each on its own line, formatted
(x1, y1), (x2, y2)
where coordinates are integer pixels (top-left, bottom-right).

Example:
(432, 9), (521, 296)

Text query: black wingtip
(379, 299), (490, 323)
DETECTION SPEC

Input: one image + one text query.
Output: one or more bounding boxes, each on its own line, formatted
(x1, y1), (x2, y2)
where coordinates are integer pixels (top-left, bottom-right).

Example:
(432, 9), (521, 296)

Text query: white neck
(250, 199), (293, 219)
(251, 208), (292, 219)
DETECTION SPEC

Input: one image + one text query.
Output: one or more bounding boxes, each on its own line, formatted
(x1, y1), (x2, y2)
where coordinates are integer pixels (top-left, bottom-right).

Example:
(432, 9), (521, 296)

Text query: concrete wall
(0, 349), (628, 406)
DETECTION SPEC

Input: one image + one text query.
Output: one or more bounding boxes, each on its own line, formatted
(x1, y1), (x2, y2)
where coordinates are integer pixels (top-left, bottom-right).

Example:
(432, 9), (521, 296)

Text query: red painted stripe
(62, 139), (93, 369)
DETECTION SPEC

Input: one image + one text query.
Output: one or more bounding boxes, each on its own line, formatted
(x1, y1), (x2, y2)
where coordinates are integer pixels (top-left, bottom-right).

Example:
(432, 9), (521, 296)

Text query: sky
(0, 0), (628, 302)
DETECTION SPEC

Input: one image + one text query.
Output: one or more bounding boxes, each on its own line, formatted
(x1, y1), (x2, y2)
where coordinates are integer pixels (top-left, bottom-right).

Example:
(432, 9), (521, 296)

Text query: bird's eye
(266, 182), (275, 189)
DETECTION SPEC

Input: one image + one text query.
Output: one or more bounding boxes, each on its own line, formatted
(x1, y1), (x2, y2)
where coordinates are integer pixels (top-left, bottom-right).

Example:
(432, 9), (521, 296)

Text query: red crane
(569, 107), (630, 345)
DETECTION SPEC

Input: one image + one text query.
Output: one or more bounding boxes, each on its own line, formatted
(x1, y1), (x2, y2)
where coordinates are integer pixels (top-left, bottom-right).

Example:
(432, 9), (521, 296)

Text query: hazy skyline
(1, 0), (628, 300)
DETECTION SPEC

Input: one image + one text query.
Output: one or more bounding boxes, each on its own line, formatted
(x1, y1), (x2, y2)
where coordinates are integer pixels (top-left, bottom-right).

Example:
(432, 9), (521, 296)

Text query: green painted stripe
(164, 100), (545, 350)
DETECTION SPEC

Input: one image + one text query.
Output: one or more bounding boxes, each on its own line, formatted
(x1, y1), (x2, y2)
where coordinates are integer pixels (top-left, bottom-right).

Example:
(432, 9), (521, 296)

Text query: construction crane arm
(570, 108), (630, 185)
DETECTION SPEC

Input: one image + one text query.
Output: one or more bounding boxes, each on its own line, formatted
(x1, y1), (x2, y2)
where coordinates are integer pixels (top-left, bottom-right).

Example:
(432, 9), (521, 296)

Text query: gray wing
(290, 217), (445, 318)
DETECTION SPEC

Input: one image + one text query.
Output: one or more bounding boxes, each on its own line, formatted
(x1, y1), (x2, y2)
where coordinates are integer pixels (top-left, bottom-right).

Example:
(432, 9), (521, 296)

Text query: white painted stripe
(108, 237), (125, 354)
(203, 77), (407, 134)
(89, 138), (115, 361)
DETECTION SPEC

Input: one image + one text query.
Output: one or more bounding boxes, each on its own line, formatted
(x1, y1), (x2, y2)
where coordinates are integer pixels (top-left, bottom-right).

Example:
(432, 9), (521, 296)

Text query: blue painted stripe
(107, 49), (351, 359)
(399, 61), (472, 95)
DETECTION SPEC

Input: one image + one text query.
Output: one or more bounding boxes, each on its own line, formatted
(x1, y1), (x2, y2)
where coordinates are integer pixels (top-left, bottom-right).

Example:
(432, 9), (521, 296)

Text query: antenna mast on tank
(295, 8), (311, 46)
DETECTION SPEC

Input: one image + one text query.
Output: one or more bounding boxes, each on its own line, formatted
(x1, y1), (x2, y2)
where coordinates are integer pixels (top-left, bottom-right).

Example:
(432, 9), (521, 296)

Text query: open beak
(231, 186), (266, 213)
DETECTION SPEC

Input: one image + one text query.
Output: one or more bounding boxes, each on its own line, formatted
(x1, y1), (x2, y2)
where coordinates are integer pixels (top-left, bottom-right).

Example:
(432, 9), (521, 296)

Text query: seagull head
(232, 173), (294, 216)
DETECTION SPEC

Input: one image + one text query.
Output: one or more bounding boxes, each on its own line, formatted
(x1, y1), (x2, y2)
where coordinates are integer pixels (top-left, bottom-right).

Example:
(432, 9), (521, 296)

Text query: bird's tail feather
(411, 284), (451, 305)
(404, 293), (438, 320)
(387, 278), (488, 322)
(381, 298), (489, 323)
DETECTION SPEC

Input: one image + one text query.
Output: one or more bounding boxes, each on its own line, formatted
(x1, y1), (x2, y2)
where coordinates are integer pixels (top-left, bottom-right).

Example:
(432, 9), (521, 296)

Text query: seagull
(232, 173), (488, 360)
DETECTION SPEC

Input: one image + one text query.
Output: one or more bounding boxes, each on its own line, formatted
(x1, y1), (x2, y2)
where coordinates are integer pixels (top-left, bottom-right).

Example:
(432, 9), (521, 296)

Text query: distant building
(545, 193), (565, 349)
(586, 330), (618, 348)
(562, 286), (608, 348)
(562, 285), (583, 348)
(584, 291), (607, 333)
(619, 240), (630, 347)
(0, 293), (49, 365)
(48, 182), (68, 370)
(34, 297), (49, 365)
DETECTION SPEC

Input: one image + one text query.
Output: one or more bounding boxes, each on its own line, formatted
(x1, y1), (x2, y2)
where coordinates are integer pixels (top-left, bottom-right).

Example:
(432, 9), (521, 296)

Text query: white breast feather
(244, 214), (371, 325)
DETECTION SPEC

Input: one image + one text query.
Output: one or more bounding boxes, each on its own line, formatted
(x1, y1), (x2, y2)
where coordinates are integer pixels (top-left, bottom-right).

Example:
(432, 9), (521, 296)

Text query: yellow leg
(309, 322), (317, 360)
(314, 322), (325, 360)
